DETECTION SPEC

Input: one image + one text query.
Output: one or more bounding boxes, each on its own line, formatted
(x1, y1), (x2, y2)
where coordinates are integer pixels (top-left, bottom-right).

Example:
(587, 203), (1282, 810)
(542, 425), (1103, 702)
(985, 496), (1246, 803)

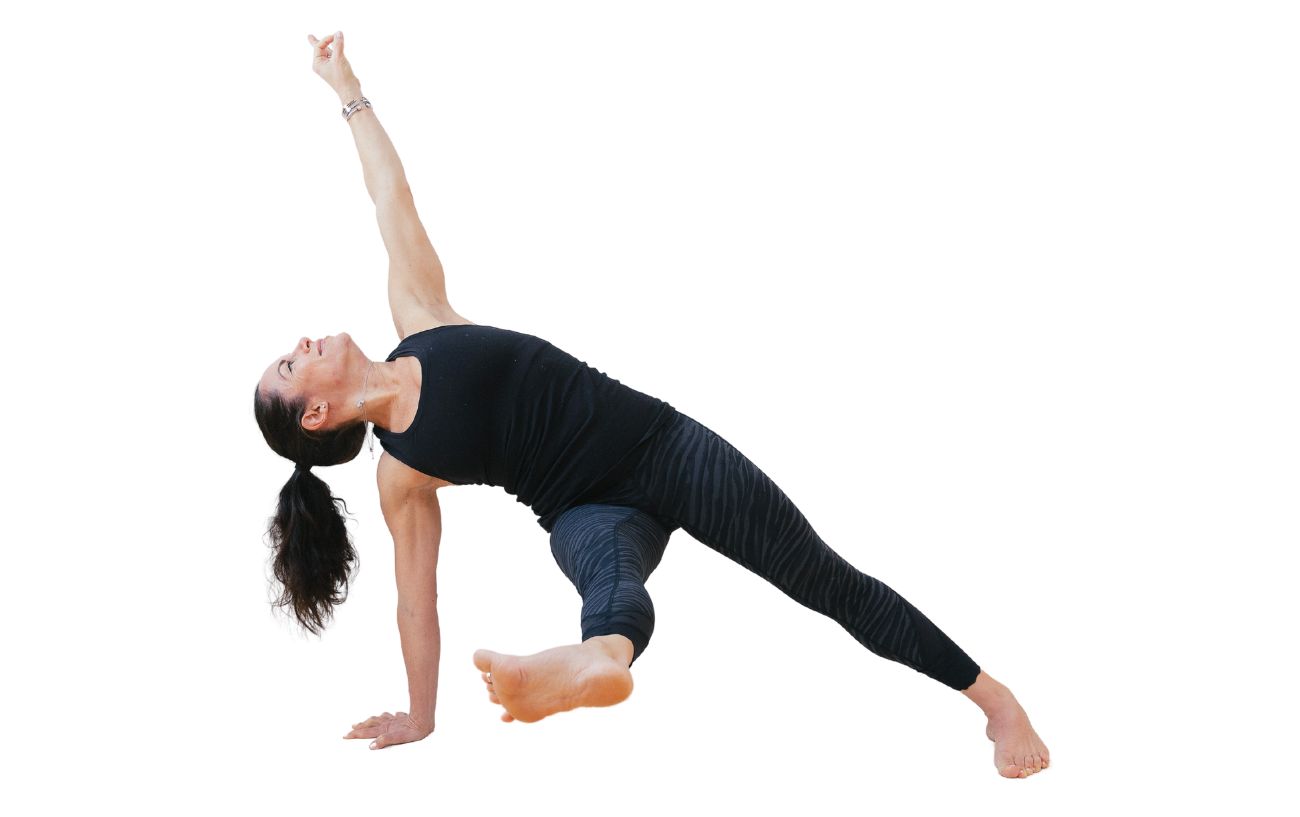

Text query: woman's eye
(287, 360), (294, 372)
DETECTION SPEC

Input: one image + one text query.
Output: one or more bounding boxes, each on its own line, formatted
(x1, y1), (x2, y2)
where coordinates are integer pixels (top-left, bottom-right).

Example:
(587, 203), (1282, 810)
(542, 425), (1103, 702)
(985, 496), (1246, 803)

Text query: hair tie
(295, 462), (312, 474)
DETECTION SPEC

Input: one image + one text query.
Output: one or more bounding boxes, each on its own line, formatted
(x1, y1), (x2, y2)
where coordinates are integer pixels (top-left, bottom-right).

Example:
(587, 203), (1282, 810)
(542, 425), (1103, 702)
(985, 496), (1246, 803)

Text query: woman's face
(257, 333), (360, 429)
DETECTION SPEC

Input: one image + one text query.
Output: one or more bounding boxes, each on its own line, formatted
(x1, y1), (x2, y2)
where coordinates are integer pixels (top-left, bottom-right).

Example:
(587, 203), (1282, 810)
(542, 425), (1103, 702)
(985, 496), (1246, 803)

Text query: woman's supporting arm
(345, 455), (443, 749)
(379, 455), (444, 734)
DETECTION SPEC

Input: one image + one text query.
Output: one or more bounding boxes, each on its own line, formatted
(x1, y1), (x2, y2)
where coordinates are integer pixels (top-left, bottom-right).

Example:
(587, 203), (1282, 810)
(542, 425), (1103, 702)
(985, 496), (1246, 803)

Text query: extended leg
(615, 411), (1049, 777)
(630, 412), (981, 690)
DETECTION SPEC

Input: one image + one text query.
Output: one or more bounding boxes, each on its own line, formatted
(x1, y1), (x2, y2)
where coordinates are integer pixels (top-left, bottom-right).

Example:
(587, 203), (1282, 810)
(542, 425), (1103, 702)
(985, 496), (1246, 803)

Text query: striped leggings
(548, 410), (981, 691)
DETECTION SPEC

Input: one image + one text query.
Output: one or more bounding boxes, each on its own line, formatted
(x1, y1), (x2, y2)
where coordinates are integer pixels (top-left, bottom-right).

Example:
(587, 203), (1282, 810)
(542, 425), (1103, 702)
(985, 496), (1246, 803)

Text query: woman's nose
(297, 336), (311, 353)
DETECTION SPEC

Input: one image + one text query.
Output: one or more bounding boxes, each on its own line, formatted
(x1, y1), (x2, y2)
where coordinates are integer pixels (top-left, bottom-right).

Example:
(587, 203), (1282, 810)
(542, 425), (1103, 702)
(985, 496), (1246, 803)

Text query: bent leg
(549, 503), (672, 666)
(632, 412), (981, 690)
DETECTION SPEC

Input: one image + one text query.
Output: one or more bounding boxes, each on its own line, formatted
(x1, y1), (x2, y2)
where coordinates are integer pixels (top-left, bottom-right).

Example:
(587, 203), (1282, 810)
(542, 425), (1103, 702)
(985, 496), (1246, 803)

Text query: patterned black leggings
(548, 410), (981, 691)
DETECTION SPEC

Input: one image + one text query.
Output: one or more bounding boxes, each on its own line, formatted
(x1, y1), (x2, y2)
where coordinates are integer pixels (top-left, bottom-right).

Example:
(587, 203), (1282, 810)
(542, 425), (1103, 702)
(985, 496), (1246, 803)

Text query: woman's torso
(373, 323), (677, 530)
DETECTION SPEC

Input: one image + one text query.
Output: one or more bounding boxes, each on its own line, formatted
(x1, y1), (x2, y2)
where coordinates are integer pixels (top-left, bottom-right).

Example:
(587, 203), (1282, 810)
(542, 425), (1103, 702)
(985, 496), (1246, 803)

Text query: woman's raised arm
(308, 32), (461, 339)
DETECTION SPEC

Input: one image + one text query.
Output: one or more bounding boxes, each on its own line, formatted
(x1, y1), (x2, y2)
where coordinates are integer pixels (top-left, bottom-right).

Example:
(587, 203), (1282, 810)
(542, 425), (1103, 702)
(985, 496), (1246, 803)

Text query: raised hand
(343, 710), (433, 750)
(306, 30), (360, 96)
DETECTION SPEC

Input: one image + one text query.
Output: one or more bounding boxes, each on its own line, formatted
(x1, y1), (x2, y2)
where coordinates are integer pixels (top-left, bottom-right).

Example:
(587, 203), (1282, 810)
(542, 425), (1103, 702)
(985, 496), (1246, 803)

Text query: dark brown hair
(253, 386), (368, 635)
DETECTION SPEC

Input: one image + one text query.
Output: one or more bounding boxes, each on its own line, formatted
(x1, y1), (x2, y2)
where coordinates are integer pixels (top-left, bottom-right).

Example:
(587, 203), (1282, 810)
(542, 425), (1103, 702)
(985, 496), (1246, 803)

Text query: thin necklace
(357, 361), (375, 458)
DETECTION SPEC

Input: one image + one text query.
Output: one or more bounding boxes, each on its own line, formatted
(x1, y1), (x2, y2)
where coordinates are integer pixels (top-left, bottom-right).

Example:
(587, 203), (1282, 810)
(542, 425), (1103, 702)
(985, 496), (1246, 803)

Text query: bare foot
(962, 672), (1051, 779)
(472, 635), (634, 724)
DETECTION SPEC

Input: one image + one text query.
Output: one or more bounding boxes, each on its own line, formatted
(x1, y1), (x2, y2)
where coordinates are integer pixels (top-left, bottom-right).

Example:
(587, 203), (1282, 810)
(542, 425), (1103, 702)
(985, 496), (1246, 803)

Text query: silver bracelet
(342, 96), (372, 121)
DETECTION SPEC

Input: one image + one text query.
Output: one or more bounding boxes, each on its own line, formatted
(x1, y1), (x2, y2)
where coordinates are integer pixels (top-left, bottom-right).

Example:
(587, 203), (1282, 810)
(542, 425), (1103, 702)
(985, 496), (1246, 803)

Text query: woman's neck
(358, 357), (420, 433)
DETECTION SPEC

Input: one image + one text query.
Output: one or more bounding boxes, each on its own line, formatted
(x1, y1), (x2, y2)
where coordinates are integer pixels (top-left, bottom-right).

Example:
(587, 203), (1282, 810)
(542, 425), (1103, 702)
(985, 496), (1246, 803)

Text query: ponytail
(267, 466), (358, 635)
(253, 386), (368, 634)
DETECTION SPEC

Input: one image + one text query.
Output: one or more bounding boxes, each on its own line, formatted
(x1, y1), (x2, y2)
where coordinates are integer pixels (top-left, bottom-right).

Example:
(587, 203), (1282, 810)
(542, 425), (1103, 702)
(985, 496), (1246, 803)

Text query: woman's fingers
(306, 31), (341, 54)
(343, 711), (434, 748)
(370, 721), (425, 750)
(344, 712), (398, 739)
(344, 713), (432, 749)
(349, 713), (394, 730)
(307, 32), (337, 63)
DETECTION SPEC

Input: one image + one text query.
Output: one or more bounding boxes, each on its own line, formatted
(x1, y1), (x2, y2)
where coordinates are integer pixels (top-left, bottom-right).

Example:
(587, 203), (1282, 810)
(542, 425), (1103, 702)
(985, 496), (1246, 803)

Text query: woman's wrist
(335, 81), (363, 104)
(409, 710), (435, 734)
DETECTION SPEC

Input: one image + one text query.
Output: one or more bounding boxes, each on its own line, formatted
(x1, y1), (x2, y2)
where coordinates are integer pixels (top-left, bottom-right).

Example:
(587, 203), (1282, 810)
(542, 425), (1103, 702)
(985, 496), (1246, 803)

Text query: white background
(4, 0), (1297, 813)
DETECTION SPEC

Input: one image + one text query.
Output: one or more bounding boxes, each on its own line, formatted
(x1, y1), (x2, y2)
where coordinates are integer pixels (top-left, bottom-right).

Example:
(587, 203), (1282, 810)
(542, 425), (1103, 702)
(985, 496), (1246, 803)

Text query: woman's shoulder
(398, 313), (479, 341)
(387, 312), (485, 360)
(377, 449), (458, 493)
(398, 320), (479, 342)
(385, 318), (562, 366)
(394, 301), (479, 341)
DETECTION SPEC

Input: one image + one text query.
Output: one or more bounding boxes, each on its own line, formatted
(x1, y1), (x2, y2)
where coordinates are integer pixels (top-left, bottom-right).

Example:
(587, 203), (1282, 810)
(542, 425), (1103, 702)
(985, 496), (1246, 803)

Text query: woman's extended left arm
(308, 31), (465, 339)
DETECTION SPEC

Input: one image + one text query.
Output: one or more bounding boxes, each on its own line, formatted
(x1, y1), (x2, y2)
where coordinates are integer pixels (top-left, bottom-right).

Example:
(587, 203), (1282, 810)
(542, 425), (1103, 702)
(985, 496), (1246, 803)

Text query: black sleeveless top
(372, 324), (677, 532)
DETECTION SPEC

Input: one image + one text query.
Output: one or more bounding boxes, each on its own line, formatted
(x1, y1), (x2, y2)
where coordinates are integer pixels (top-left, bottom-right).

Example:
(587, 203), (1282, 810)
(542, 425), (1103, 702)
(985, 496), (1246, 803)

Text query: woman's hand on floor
(343, 711), (433, 750)
(306, 30), (360, 97)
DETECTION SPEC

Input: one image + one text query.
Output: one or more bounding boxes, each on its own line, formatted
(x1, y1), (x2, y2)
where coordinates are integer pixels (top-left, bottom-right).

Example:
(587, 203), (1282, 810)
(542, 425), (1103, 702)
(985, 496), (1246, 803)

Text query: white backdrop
(4, 1), (1297, 813)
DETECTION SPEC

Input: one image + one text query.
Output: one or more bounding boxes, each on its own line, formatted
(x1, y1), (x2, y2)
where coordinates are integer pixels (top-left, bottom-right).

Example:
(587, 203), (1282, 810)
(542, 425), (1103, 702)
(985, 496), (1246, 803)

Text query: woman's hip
(595, 411), (818, 547)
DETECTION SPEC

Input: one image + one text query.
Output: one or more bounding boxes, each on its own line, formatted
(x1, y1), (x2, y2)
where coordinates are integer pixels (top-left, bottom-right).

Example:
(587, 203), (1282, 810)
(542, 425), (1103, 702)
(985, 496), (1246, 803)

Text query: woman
(254, 31), (1050, 778)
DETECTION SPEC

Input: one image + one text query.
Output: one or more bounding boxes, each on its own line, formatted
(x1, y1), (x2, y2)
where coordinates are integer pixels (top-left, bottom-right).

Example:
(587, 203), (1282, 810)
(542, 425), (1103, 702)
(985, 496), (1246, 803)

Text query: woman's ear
(301, 401), (330, 432)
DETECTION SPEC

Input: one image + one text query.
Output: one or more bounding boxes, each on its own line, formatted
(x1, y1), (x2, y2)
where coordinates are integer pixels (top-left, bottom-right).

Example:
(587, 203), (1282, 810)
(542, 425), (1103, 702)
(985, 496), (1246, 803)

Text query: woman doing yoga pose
(253, 32), (1051, 778)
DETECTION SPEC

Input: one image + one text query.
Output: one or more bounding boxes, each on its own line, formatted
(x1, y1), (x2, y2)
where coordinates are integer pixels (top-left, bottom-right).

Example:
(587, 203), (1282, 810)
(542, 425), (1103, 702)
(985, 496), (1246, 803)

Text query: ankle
(962, 672), (1018, 715)
(585, 634), (635, 667)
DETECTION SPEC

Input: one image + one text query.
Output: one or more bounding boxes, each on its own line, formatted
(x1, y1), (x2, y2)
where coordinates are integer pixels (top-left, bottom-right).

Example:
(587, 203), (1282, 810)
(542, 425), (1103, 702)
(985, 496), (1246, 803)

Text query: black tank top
(372, 324), (677, 532)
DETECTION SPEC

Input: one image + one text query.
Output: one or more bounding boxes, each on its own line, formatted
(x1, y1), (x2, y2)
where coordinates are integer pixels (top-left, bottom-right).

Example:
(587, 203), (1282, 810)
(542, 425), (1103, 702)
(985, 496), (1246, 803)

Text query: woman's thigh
(621, 411), (830, 579)
(548, 503), (672, 591)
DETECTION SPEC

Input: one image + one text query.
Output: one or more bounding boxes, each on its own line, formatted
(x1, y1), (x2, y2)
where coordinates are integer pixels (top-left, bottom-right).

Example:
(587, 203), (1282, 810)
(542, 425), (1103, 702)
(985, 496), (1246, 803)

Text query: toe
(1000, 763), (1021, 779)
(473, 649), (497, 674)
